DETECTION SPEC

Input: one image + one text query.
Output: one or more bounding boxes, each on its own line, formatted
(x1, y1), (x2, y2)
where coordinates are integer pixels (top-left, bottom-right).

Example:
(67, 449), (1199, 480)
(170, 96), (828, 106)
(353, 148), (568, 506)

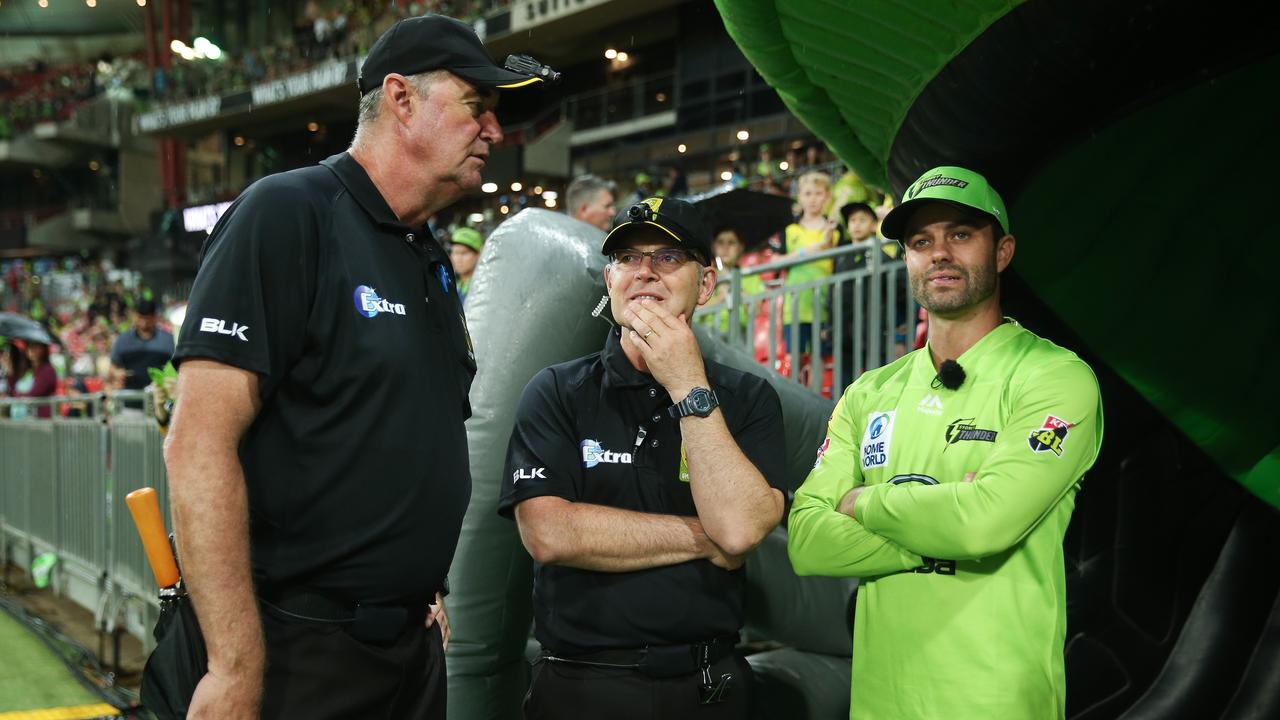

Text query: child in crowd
(780, 171), (837, 353)
(449, 227), (485, 304)
(704, 226), (767, 335)
(832, 202), (880, 387)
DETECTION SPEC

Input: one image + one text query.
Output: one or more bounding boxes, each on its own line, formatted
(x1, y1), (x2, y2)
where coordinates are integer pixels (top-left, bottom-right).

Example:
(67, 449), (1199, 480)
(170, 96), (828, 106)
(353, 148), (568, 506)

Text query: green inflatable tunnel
(715, 0), (1280, 509)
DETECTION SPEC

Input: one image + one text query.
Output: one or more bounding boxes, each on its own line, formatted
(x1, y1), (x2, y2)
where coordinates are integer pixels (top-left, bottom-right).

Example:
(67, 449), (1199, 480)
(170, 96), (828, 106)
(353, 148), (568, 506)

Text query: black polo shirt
(499, 329), (786, 654)
(174, 151), (476, 607)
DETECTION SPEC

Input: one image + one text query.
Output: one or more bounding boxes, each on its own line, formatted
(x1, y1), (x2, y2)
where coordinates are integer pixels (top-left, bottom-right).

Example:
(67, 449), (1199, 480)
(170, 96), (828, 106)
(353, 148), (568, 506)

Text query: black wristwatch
(669, 387), (719, 419)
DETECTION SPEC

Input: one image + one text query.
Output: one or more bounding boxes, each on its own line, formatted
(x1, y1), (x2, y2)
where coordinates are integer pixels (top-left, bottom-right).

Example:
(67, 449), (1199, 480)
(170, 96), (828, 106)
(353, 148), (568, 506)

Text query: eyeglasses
(609, 248), (701, 273)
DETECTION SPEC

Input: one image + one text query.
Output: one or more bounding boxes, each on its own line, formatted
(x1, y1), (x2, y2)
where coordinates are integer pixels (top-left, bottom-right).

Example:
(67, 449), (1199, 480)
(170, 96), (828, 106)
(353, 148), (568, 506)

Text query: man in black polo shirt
(160, 15), (554, 719)
(500, 197), (787, 719)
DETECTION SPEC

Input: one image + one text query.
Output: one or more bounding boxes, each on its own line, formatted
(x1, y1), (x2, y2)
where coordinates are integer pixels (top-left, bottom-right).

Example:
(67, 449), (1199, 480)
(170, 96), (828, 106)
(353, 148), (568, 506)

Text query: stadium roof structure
(714, 0), (1280, 509)
(0, 1), (150, 36)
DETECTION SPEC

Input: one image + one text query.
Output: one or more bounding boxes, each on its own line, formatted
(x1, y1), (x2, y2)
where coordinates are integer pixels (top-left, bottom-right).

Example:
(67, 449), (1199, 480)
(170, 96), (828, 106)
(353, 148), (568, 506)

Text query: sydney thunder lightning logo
(943, 418), (998, 451)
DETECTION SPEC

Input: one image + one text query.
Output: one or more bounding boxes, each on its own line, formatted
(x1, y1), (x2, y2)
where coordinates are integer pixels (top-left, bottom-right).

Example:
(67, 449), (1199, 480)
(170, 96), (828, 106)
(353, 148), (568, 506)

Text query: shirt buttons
(651, 414), (661, 422)
(650, 439), (660, 448)
(405, 233), (415, 244)
(648, 388), (658, 398)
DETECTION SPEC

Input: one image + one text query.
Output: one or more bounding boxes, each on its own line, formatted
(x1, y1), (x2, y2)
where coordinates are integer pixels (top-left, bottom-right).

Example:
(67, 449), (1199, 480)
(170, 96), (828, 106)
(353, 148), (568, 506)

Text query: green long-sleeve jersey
(788, 320), (1103, 720)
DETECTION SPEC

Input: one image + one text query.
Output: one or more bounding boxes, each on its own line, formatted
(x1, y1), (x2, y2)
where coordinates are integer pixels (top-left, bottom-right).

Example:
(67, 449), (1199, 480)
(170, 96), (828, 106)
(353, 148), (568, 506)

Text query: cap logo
(642, 197), (663, 215)
(906, 174), (969, 199)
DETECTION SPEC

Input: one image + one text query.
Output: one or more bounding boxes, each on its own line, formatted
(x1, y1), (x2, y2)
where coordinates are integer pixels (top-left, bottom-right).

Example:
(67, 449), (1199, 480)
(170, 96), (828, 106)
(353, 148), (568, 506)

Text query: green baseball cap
(451, 227), (484, 253)
(880, 166), (1009, 240)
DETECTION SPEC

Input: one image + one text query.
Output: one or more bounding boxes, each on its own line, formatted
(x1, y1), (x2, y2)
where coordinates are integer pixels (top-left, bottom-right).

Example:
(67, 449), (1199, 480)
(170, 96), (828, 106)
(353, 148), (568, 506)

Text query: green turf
(0, 607), (100, 711)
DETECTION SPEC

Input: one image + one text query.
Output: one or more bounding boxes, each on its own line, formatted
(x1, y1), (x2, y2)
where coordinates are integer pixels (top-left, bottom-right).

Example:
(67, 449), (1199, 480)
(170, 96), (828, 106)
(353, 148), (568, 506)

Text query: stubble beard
(911, 258), (998, 318)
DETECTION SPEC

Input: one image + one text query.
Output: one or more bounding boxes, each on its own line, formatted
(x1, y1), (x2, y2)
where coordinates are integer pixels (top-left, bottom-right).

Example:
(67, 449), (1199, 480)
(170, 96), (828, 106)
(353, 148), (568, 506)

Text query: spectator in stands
(1, 341), (28, 400)
(780, 171), (837, 352)
(566, 173), (617, 231)
(712, 226), (746, 274)
(832, 201), (879, 275)
(832, 202), (879, 386)
(840, 201), (909, 362)
(705, 226), (767, 333)
(754, 143), (773, 180)
(804, 143), (822, 171)
(109, 298), (175, 392)
(449, 226), (485, 303)
(13, 341), (57, 419)
(831, 168), (876, 212)
(632, 172), (655, 203)
(663, 165), (688, 197)
(159, 15), (550, 719)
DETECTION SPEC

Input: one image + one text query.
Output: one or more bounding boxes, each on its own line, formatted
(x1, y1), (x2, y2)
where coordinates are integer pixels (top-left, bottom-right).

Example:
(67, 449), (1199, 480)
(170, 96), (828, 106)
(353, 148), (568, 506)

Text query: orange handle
(126, 487), (181, 588)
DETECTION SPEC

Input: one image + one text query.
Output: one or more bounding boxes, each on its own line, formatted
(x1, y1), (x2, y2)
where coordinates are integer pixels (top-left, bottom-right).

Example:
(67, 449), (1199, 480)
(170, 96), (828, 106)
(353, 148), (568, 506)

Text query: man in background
(109, 297), (174, 391)
(566, 173), (616, 231)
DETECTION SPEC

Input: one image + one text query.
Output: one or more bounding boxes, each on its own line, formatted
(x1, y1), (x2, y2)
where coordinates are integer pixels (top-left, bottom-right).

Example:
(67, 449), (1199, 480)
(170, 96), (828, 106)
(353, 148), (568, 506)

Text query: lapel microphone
(932, 359), (966, 390)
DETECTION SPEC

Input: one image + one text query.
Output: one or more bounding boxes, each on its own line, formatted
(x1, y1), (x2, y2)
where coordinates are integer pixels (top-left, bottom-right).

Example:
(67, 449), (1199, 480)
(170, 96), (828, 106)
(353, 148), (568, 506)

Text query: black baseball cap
(358, 14), (549, 95)
(602, 197), (713, 262)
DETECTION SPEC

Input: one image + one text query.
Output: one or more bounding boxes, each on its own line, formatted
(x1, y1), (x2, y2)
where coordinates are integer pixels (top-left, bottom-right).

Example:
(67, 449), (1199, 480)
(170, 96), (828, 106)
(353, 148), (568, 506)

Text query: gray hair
(566, 174), (616, 216)
(352, 70), (448, 148)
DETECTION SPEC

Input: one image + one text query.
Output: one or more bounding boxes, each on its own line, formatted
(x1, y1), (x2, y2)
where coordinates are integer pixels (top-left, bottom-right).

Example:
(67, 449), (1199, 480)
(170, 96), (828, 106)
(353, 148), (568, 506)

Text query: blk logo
(198, 317), (248, 341)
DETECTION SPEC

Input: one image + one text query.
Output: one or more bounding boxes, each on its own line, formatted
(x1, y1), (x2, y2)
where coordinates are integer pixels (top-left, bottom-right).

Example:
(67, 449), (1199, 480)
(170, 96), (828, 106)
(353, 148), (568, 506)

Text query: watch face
(691, 390), (712, 413)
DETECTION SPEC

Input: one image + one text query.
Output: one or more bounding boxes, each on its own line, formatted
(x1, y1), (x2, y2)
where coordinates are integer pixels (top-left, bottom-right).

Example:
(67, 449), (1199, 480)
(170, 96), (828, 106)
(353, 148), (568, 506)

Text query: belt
(540, 635), (739, 679)
(259, 588), (428, 645)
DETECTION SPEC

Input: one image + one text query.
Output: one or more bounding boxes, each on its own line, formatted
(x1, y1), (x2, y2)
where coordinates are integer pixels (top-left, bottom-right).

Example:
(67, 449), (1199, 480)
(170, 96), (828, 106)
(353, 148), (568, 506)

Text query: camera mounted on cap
(627, 203), (656, 223)
(504, 54), (561, 83)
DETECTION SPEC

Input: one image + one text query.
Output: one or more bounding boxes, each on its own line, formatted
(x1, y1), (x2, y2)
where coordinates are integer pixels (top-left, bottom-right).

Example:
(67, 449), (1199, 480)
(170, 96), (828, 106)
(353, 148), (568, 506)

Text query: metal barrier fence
(694, 239), (917, 397)
(0, 391), (167, 649)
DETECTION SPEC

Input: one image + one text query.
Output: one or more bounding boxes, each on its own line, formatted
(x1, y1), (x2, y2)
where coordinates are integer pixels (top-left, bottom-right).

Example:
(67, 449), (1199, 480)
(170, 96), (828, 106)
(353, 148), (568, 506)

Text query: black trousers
(259, 603), (446, 719)
(523, 651), (752, 720)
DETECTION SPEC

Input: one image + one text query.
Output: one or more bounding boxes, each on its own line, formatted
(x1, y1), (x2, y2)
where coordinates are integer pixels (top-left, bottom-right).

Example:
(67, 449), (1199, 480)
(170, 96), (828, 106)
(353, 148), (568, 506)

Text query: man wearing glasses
(499, 197), (787, 719)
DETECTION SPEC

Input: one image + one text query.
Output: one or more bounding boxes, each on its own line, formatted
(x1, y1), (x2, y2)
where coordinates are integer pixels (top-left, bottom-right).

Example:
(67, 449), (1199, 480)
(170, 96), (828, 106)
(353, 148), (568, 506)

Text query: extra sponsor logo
(1028, 415), (1071, 457)
(353, 285), (407, 318)
(943, 418), (998, 450)
(861, 411), (895, 470)
(511, 467), (546, 484)
(198, 317), (248, 341)
(917, 393), (944, 416)
(580, 439), (632, 468)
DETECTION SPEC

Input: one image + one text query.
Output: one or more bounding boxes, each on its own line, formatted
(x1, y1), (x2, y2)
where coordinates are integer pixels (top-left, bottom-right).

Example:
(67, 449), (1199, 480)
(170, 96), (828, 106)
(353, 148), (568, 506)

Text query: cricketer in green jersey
(787, 166), (1103, 720)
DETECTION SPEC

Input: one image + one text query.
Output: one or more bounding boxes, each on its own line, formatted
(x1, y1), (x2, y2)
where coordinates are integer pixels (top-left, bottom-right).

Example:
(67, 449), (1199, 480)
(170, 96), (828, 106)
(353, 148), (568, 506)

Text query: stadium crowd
(0, 255), (178, 415)
(1, 0), (901, 409)
(0, 151), (906, 413)
(0, 0), (509, 137)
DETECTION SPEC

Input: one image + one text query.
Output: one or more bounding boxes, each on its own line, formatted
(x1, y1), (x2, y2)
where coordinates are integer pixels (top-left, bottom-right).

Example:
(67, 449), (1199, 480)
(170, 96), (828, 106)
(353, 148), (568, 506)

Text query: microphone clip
(933, 359), (966, 391)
